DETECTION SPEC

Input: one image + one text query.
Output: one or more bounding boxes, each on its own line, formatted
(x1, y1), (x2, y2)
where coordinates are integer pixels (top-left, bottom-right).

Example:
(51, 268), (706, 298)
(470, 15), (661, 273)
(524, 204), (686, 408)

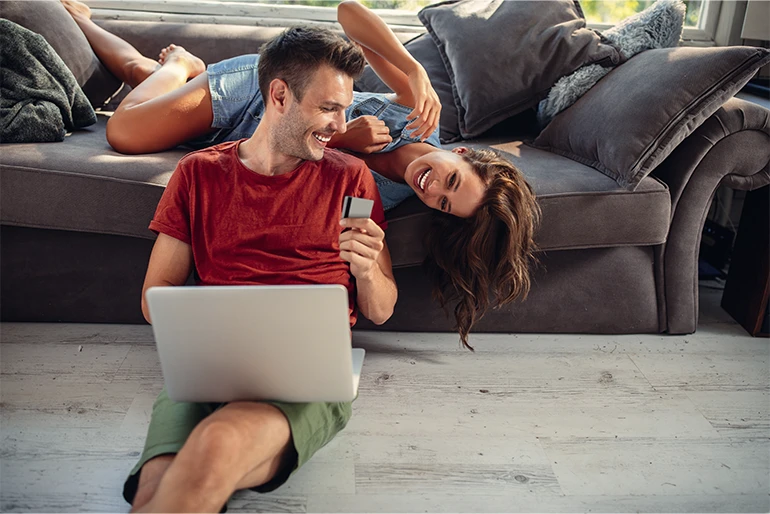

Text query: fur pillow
(537, 0), (686, 127)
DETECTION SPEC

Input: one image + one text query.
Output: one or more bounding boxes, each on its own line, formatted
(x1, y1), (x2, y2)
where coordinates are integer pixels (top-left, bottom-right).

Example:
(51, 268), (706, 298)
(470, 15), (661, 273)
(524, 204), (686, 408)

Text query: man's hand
(329, 116), (392, 154)
(339, 217), (385, 280)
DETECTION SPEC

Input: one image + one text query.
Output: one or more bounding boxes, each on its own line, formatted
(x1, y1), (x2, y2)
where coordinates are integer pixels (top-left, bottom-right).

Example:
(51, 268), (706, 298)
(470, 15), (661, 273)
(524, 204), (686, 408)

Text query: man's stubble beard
(272, 101), (323, 162)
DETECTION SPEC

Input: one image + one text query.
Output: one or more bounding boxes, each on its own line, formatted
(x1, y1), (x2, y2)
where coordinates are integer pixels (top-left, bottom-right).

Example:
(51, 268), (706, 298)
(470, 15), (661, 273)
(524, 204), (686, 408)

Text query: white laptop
(145, 284), (364, 403)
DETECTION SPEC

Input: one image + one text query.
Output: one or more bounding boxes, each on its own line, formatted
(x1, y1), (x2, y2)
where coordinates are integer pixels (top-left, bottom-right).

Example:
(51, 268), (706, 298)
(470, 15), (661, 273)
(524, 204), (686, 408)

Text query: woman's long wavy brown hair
(424, 147), (541, 350)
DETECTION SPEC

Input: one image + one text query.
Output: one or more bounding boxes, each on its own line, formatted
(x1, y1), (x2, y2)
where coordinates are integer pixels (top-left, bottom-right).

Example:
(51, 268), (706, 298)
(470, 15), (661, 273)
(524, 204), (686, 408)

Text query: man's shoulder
(178, 140), (239, 168)
(320, 148), (368, 175)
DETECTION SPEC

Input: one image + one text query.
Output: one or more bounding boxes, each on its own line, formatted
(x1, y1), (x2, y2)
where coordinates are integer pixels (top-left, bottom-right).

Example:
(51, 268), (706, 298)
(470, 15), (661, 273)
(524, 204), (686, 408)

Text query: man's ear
(452, 146), (468, 155)
(269, 78), (290, 113)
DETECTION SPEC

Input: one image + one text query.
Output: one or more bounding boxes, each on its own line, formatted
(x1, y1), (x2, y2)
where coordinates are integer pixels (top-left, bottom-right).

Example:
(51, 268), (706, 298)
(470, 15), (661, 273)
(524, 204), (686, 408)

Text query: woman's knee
(105, 114), (147, 154)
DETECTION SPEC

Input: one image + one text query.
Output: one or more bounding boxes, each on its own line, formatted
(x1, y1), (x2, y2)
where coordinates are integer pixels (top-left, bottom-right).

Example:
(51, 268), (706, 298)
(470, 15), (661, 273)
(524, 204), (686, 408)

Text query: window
(264, 0), (433, 7)
(88, 0), (725, 44)
(581, 0), (704, 26)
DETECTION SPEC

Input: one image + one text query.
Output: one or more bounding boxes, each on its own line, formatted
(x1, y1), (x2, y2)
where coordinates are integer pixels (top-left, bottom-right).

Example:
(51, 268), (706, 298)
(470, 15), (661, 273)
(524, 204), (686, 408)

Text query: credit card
(341, 196), (374, 220)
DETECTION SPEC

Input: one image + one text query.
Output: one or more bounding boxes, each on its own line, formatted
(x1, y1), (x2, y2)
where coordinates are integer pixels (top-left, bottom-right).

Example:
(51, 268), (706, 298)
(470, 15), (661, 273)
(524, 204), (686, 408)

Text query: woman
(62, 0), (539, 348)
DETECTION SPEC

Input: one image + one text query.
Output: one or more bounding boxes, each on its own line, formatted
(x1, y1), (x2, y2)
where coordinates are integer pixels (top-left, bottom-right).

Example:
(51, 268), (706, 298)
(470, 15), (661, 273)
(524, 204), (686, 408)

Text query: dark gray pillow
(418, 0), (622, 139)
(0, 0), (122, 108)
(531, 46), (770, 190)
(355, 34), (461, 143)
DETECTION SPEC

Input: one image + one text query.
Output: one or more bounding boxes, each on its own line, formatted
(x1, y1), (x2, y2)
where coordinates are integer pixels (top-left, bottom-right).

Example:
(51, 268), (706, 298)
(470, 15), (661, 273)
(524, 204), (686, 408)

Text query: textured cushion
(0, 117), (669, 266)
(356, 34), (462, 143)
(0, 0), (122, 108)
(532, 46), (770, 190)
(417, 0), (622, 139)
(0, 115), (186, 240)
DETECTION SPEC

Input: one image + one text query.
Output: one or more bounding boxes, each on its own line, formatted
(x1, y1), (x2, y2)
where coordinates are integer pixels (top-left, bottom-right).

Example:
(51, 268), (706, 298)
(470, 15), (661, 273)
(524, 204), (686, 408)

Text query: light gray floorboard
(1, 285), (769, 513)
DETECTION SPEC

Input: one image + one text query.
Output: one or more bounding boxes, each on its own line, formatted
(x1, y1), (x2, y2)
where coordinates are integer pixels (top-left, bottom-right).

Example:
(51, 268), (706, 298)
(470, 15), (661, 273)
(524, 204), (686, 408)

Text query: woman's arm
(337, 0), (440, 141)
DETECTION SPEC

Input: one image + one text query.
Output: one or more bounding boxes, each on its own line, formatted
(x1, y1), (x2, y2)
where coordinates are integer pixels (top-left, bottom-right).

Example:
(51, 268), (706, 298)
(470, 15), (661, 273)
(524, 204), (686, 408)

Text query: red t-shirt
(149, 140), (387, 325)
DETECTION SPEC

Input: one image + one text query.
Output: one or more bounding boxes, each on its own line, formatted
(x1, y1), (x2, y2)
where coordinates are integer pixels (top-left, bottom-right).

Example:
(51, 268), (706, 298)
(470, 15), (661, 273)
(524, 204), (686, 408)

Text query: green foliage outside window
(268, 0), (432, 8)
(581, 0), (702, 26)
(267, 0), (703, 27)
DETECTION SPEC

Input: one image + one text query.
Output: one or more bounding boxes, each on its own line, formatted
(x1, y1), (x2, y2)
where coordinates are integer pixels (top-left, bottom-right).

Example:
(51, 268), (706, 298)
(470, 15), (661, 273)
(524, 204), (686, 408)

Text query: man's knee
(188, 405), (291, 473)
(189, 418), (246, 458)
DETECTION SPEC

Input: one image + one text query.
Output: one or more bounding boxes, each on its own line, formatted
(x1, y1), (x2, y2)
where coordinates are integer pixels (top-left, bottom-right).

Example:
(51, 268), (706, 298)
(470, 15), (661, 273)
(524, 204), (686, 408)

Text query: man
(123, 27), (398, 513)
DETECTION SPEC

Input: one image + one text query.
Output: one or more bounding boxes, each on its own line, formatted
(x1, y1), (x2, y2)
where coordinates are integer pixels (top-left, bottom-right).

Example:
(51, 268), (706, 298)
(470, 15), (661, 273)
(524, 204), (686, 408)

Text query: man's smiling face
(273, 65), (353, 162)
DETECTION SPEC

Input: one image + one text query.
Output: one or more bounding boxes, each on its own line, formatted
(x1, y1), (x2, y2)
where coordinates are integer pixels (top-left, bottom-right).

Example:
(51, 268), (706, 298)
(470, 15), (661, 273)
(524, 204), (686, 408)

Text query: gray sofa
(2, 15), (769, 337)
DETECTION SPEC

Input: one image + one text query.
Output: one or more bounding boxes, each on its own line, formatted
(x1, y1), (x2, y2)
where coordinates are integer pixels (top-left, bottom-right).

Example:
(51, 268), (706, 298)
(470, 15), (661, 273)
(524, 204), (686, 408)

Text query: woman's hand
(404, 66), (441, 141)
(329, 116), (393, 154)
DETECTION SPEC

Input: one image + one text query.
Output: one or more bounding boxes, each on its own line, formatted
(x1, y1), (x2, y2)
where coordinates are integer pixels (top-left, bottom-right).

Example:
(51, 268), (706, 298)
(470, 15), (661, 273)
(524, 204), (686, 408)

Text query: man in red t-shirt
(123, 28), (397, 512)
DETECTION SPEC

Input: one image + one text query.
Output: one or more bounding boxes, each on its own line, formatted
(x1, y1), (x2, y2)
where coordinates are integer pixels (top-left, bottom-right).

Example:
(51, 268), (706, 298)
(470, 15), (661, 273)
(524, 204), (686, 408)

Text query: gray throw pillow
(418, 0), (622, 139)
(355, 34), (462, 143)
(0, 0), (122, 108)
(532, 46), (770, 190)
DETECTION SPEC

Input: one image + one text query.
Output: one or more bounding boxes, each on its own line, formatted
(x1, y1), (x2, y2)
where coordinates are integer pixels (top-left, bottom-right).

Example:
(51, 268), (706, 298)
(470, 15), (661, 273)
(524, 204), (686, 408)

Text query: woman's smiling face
(404, 147), (487, 218)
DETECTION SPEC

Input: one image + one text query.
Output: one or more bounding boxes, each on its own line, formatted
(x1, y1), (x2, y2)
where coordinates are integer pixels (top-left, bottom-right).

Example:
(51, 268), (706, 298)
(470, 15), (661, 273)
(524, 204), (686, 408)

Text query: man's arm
(141, 233), (194, 324)
(339, 218), (397, 325)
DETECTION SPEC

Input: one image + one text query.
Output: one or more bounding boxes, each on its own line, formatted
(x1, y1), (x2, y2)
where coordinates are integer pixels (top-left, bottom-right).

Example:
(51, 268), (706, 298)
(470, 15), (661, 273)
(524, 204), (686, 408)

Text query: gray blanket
(0, 19), (96, 143)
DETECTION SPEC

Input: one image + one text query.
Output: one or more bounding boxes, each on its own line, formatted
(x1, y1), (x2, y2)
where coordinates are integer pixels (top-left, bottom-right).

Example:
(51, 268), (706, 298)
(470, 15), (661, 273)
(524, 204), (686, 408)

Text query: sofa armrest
(651, 97), (770, 334)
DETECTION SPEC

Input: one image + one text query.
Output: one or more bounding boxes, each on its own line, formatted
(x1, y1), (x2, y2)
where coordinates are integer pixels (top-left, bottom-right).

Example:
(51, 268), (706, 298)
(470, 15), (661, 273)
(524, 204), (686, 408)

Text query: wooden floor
(2, 285), (768, 513)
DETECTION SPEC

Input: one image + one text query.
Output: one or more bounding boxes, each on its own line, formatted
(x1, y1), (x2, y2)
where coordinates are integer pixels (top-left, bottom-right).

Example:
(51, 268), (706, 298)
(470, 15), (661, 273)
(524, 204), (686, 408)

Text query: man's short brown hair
(258, 26), (365, 102)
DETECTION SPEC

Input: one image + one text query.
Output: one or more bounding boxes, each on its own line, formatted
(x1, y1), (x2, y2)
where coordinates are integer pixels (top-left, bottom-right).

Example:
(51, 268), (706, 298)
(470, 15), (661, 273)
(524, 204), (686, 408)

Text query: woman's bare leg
(61, 0), (160, 87)
(106, 45), (213, 154)
(62, 0), (215, 154)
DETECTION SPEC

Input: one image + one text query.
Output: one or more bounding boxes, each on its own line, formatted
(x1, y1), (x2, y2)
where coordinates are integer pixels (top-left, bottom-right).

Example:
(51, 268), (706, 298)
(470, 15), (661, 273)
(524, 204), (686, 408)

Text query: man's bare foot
(130, 455), (175, 512)
(158, 44), (206, 79)
(61, 0), (92, 20)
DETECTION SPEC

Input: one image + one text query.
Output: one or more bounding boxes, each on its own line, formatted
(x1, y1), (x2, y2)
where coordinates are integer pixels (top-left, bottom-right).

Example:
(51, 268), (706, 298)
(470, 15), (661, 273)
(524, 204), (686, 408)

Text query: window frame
(86, 0), (732, 45)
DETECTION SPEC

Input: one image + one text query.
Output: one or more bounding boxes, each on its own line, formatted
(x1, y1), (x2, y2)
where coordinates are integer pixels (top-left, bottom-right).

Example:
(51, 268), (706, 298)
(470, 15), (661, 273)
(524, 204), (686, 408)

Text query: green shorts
(122, 387), (352, 505)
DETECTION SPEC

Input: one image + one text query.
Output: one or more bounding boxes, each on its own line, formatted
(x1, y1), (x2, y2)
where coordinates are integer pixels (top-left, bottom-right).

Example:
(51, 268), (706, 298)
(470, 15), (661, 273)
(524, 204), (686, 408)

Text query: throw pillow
(0, 0), (122, 108)
(537, 0), (687, 126)
(355, 34), (462, 143)
(531, 46), (770, 190)
(417, 0), (623, 139)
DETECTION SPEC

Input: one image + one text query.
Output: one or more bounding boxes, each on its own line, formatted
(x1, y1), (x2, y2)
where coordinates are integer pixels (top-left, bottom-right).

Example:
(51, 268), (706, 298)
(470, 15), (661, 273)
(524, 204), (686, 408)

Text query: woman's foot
(158, 44), (206, 80)
(60, 0), (156, 87)
(61, 0), (92, 20)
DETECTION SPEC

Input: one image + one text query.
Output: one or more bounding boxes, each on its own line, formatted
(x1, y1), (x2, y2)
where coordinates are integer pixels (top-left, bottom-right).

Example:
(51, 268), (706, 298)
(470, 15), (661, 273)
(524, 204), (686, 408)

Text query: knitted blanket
(0, 19), (96, 143)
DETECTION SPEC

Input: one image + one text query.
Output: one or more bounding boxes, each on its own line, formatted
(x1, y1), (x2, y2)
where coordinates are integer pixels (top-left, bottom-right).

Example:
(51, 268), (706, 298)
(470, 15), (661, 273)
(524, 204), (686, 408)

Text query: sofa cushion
(0, 115), (186, 240)
(0, 0), (122, 108)
(0, 118), (669, 268)
(356, 34), (461, 144)
(532, 46), (770, 190)
(417, 0), (622, 139)
(385, 139), (670, 267)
